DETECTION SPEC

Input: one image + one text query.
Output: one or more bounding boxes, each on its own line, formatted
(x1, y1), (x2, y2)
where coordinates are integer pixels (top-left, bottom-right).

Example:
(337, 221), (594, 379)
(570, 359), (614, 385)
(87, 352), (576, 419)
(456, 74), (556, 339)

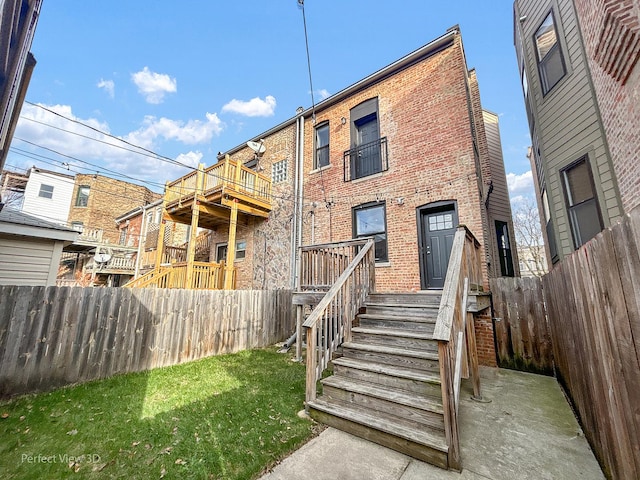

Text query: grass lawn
(0, 348), (320, 479)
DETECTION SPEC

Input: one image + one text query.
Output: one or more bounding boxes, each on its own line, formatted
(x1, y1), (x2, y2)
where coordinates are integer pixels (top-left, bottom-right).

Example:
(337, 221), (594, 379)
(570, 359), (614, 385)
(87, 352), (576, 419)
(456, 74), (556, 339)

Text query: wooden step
(364, 303), (440, 317)
(366, 292), (442, 306)
(351, 327), (438, 352)
(307, 399), (449, 468)
(357, 312), (436, 333)
(321, 375), (444, 431)
(342, 341), (440, 372)
(331, 357), (442, 397)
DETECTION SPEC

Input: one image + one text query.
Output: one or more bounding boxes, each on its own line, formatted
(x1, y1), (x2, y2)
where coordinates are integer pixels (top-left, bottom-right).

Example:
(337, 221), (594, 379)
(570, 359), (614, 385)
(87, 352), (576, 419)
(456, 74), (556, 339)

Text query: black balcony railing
(343, 137), (388, 181)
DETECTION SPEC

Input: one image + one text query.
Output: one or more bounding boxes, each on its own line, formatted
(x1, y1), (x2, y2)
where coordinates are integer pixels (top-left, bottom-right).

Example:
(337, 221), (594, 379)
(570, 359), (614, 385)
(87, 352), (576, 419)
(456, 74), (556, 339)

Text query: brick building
(209, 27), (514, 365)
(67, 173), (160, 243)
(513, 0), (638, 266)
(573, 0), (640, 214)
(299, 28), (516, 292)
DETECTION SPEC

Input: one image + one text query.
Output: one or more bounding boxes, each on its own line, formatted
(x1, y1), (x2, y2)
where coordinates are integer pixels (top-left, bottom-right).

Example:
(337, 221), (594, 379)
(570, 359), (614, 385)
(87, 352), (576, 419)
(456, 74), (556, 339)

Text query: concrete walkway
(260, 367), (604, 480)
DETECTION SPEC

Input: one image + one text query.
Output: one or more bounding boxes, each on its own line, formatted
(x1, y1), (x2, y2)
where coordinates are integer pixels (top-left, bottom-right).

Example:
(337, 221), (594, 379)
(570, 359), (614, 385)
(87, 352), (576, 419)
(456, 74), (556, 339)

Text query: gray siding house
(0, 208), (77, 286)
(513, 0), (624, 265)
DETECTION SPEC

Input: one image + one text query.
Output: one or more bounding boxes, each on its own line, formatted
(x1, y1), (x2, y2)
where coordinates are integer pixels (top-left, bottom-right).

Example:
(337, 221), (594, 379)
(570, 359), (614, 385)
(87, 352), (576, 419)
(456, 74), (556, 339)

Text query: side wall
(22, 170), (75, 225)
(515, 0), (623, 262)
(0, 235), (62, 286)
(209, 124), (296, 289)
(573, 0), (640, 215)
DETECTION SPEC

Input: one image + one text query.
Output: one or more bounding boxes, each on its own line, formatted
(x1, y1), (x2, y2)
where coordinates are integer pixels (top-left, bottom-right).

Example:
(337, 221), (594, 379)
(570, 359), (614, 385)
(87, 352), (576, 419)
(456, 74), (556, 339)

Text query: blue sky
(8, 0), (533, 200)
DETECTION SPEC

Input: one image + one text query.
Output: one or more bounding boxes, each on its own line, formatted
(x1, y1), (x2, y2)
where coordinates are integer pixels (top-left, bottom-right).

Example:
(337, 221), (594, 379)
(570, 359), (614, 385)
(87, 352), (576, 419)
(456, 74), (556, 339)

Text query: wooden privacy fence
(542, 209), (640, 480)
(0, 287), (294, 399)
(490, 276), (553, 375)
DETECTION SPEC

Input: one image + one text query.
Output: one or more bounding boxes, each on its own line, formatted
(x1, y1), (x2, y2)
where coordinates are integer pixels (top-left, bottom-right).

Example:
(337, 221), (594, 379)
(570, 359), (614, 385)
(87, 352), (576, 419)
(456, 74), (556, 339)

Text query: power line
(11, 139), (168, 191)
(298, 0), (316, 122)
(24, 101), (195, 169)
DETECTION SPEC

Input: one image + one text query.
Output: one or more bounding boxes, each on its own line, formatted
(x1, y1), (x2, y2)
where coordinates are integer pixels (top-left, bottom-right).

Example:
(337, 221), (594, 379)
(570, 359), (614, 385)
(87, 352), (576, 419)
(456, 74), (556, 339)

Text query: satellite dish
(247, 140), (266, 155)
(94, 253), (112, 264)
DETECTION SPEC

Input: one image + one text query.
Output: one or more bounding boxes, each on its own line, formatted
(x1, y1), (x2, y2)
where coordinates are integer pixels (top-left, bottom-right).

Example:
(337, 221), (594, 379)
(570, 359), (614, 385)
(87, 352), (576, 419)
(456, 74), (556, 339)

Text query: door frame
(416, 200), (458, 290)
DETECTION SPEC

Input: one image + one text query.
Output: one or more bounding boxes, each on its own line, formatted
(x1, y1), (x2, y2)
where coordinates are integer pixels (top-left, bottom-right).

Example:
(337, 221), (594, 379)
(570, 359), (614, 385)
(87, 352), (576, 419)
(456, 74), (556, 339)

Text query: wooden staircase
(307, 292), (449, 468)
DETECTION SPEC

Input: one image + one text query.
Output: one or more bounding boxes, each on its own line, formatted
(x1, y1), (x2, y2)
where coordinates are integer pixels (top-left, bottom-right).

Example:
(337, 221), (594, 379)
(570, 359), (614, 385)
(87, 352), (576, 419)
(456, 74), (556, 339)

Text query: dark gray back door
(420, 206), (456, 289)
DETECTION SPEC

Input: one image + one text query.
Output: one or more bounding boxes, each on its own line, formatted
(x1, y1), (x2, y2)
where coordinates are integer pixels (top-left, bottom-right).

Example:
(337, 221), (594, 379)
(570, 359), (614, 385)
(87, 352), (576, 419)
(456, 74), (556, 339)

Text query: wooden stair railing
(124, 261), (230, 289)
(432, 226), (483, 471)
(301, 239), (376, 407)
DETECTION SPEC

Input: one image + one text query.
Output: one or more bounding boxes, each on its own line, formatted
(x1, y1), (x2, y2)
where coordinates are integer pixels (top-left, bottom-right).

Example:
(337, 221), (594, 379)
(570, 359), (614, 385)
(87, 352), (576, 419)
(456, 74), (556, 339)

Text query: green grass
(0, 348), (320, 479)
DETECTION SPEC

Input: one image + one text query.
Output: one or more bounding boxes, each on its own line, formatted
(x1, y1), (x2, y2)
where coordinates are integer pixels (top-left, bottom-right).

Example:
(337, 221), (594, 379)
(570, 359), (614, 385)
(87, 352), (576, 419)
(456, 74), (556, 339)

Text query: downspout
(134, 206), (146, 278)
(290, 111), (303, 288)
(296, 116), (305, 283)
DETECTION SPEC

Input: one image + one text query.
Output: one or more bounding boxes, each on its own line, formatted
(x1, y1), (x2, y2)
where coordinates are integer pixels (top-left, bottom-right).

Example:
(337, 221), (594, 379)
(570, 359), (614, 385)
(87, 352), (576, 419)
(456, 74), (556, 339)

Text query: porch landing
(261, 367), (604, 479)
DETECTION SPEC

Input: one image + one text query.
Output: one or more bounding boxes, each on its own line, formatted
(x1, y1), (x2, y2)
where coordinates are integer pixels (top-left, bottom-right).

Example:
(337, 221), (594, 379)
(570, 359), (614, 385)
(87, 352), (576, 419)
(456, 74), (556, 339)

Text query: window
(119, 227), (128, 245)
(71, 221), (84, 233)
(561, 156), (603, 248)
(495, 221), (515, 277)
(561, 157), (603, 249)
(216, 243), (228, 263)
(534, 11), (566, 94)
(38, 184), (54, 199)
(344, 98), (387, 181)
(272, 159), (288, 183)
(236, 240), (246, 260)
(353, 202), (388, 262)
(314, 123), (329, 169)
(76, 185), (90, 207)
(541, 190), (558, 263)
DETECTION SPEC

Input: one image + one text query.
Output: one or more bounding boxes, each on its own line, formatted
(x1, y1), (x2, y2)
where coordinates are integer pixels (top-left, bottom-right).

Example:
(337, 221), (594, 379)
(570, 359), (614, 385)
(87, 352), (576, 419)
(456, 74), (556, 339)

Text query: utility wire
(298, 0), (316, 122)
(24, 101), (194, 169)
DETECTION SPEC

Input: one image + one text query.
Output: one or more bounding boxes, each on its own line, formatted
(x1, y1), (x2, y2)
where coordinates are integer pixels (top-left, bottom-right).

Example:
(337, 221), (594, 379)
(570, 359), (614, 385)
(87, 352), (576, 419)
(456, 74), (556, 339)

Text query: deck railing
(300, 238), (376, 407)
(164, 157), (272, 206)
(85, 256), (136, 272)
(125, 261), (232, 289)
(432, 226), (482, 471)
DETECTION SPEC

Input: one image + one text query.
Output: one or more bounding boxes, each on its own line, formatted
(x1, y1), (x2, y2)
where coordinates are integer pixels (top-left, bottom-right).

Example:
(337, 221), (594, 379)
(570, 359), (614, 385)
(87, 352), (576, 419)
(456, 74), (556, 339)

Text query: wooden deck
(163, 157), (272, 229)
(127, 156), (271, 290)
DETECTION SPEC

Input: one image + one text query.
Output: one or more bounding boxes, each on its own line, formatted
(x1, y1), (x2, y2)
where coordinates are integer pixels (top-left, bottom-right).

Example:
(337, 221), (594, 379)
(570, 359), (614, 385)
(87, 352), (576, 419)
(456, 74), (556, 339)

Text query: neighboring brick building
(214, 123), (297, 289)
(67, 173), (160, 243)
(573, 0), (640, 214)
(513, 0), (638, 266)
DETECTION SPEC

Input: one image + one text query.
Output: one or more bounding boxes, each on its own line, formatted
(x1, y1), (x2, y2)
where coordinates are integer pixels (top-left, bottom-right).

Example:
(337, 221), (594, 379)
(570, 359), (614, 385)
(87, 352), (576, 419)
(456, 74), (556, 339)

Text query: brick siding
(574, 0), (640, 214)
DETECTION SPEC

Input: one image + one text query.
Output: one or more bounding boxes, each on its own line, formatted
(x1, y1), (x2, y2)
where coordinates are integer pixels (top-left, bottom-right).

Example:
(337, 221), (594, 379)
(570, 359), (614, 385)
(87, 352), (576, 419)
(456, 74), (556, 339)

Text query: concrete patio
(261, 367), (604, 479)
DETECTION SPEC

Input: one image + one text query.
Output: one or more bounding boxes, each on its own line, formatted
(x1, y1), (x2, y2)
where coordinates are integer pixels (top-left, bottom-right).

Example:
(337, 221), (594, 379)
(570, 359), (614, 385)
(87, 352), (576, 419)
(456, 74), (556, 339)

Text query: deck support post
(154, 181), (170, 270)
(185, 164), (205, 289)
(224, 199), (238, 290)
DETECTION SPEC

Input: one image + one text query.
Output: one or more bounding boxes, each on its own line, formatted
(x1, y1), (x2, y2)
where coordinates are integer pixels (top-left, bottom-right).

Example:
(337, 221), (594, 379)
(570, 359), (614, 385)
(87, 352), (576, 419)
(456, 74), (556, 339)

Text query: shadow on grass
(0, 349), (315, 480)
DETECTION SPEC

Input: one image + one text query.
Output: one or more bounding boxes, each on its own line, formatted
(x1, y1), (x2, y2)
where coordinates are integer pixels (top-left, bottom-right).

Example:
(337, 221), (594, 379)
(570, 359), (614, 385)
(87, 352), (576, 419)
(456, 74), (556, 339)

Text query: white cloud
(124, 112), (223, 148)
(131, 67), (177, 104)
(221, 95), (276, 117)
(11, 103), (223, 188)
(97, 79), (115, 98)
(317, 89), (330, 100)
(175, 151), (204, 168)
(507, 170), (534, 197)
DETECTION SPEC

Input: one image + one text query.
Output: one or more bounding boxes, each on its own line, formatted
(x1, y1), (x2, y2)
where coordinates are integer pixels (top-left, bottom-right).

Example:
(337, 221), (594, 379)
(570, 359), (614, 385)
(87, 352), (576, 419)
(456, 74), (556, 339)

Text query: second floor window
(535, 11), (566, 95)
(76, 185), (90, 207)
(38, 184), (54, 199)
(315, 123), (329, 169)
